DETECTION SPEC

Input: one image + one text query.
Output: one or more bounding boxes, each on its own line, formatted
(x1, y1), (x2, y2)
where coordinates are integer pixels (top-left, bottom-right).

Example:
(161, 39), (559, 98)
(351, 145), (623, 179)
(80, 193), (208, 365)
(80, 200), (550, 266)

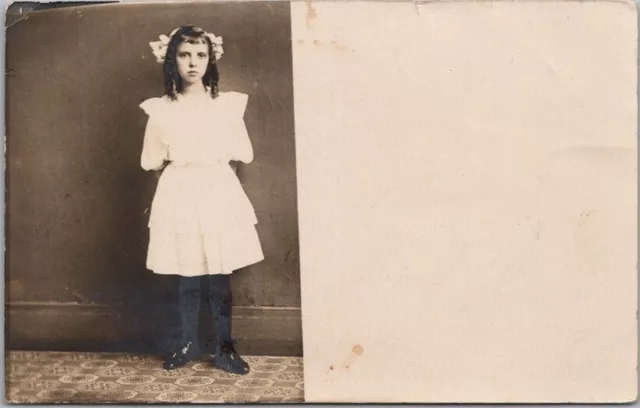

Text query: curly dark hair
(163, 25), (220, 100)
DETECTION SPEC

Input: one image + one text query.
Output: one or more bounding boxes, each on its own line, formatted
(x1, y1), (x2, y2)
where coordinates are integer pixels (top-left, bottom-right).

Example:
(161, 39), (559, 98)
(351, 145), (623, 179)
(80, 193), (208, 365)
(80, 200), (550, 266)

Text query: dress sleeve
(228, 92), (254, 164)
(140, 98), (169, 171)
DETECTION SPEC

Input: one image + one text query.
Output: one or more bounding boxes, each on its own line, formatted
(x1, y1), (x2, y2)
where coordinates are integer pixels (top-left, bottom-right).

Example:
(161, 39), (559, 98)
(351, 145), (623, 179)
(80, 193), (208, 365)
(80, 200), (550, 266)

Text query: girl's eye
(198, 53), (207, 58)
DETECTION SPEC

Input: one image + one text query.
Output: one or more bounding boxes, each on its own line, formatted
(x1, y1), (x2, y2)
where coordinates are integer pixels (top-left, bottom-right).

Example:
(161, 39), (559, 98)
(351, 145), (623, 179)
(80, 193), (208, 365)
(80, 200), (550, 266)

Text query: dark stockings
(164, 274), (248, 374)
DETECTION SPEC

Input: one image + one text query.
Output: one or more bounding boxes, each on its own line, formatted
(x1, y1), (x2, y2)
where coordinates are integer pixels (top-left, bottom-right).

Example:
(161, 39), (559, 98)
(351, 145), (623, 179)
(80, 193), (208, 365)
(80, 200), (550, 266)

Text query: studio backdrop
(5, 1), (301, 356)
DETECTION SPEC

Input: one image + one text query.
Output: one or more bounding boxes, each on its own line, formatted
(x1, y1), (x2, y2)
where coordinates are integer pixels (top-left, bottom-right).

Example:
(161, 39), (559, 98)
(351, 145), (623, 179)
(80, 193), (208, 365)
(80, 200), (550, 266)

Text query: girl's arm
(233, 117), (254, 164)
(230, 93), (254, 164)
(141, 115), (170, 171)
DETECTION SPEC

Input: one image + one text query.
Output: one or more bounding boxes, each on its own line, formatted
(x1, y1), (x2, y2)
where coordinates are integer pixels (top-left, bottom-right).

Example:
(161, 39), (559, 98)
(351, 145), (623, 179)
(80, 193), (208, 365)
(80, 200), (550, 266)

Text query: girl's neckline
(174, 87), (216, 104)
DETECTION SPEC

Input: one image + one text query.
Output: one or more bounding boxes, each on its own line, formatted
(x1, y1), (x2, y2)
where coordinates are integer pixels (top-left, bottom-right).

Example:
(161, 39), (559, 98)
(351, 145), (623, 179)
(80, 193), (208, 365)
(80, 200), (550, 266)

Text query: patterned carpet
(5, 351), (304, 403)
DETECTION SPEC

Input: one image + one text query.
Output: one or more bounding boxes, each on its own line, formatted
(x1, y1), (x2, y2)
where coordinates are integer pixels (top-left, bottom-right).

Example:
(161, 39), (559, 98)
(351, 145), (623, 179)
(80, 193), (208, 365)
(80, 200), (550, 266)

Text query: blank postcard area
(292, 0), (637, 403)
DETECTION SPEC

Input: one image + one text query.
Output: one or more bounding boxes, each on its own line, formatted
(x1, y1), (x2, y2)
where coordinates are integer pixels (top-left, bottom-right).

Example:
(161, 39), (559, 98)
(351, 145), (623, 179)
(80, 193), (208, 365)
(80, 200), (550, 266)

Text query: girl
(139, 25), (264, 375)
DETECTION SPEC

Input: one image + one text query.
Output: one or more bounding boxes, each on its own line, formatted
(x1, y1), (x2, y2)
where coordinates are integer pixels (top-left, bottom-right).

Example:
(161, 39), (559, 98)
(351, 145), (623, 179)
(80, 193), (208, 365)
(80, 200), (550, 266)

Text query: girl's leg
(207, 274), (233, 344)
(164, 275), (202, 370)
(206, 273), (250, 375)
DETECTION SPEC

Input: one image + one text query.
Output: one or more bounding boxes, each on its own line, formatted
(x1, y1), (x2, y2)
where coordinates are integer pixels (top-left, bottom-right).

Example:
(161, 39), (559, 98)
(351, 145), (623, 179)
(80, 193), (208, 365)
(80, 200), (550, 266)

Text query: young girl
(139, 25), (264, 375)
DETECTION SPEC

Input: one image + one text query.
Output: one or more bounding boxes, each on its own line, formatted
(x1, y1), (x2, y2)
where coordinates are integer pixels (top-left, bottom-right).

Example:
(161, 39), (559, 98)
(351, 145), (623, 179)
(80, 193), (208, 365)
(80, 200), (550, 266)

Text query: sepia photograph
(5, 1), (302, 403)
(5, 0), (638, 404)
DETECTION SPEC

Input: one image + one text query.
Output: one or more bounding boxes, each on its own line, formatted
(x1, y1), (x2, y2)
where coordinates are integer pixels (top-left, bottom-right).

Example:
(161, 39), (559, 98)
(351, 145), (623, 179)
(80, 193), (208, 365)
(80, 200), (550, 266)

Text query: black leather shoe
(213, 340), (250, 375)
(163, 341), (196, 370)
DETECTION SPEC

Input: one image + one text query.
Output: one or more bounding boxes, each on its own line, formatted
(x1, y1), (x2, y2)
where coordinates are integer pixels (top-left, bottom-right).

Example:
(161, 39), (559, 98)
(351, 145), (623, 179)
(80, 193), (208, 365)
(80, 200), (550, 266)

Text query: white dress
(139, 91), (264, 276)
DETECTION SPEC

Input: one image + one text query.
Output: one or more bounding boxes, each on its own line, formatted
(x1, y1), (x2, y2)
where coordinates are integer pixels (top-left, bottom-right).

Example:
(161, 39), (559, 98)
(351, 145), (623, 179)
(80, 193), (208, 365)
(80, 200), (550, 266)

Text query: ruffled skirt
(146, 163), (264, 276)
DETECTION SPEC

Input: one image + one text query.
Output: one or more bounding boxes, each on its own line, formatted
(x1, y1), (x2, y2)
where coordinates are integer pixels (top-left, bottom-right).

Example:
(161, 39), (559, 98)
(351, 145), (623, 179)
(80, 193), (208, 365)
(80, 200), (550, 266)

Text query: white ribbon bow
(149, 28), (224, 64)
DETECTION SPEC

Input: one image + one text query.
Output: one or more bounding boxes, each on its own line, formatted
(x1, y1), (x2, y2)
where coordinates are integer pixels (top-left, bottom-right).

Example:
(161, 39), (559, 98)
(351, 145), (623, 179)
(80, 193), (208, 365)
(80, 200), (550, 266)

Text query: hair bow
(149, 28), (224, 64)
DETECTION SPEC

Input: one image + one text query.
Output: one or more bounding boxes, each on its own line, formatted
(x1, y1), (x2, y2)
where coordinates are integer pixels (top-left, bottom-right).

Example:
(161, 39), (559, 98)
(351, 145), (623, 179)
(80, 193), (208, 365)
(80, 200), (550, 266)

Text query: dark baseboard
(5, 302), (302, 357)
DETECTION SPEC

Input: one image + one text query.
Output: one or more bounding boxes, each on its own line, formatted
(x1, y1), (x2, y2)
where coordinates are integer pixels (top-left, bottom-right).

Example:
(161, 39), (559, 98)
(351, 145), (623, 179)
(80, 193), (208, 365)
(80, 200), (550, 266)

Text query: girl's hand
(154, 160), (171, 178)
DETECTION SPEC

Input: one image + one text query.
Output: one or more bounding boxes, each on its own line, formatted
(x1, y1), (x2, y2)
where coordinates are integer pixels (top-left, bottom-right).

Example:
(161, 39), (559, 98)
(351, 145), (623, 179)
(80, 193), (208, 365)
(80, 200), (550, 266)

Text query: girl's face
(176, 40), (210, 84)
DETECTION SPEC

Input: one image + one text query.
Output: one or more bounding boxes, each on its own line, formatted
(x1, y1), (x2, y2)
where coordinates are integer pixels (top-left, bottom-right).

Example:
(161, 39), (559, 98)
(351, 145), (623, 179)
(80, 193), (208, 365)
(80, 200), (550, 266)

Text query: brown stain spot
(342, 344), (364, 369)
(329, 365), (334, 370)
(578, 211), (594, 226)
(306, 0), (317, 28)
(332, 40), (350, 52)
(313, 39), (322, 46)
(297, 39), (305, 45)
